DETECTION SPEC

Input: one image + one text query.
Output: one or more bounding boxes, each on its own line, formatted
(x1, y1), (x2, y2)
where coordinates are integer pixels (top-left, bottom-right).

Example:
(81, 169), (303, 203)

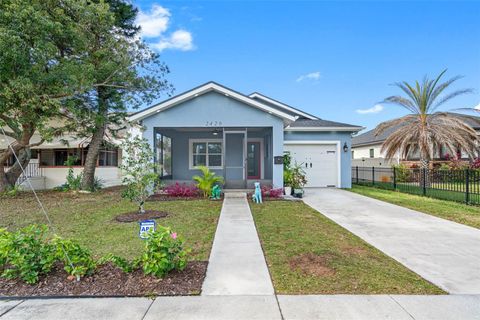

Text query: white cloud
(356, 104), (384, 114)
(474, 103), (480, 110)
(296, 71), (321, 82)
(136, 4), (195, 52)
(153, 30), (194, 52)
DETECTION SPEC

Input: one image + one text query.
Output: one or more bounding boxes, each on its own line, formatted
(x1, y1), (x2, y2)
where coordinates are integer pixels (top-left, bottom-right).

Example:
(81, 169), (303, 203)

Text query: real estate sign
(139, 220), (156, 239)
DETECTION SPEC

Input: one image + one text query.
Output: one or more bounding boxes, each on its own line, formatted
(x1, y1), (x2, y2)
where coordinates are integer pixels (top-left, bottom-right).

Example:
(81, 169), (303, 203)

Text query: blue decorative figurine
(252, 182), (262, 204)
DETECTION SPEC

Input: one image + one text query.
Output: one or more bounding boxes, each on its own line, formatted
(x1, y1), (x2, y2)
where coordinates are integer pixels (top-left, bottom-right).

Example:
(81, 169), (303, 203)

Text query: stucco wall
(40, 167), (122, 189)
(141, 91), (285, 187)
(284, 131), (353, 188)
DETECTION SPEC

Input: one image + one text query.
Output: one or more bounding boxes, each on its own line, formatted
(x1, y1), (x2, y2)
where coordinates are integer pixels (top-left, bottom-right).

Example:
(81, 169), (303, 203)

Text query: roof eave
(248, 92), (319, 120)
(285, 126), (365, 132)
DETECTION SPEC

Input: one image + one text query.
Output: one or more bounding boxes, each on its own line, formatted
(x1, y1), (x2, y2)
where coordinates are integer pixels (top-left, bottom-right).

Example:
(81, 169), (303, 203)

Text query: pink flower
(171, 232), (177, 240)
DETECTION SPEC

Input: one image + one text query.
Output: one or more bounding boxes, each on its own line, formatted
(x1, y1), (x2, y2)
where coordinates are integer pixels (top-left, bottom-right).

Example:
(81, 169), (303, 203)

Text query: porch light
(212, 129), (220, 136)
(343, 142), (348, 152)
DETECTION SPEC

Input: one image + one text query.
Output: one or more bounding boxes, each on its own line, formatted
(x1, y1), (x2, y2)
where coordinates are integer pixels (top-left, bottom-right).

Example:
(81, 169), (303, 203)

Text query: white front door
(284, 143), (339, 187)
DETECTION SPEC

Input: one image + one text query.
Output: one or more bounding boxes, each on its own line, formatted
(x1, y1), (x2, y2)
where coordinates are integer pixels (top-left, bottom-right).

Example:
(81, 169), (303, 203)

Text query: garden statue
(252, 182), (263, 204)
(210, 184), (222, 200)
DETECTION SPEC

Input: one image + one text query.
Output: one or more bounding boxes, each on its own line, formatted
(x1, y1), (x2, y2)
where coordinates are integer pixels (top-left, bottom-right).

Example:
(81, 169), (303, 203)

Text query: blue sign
(139, 220), (156, 239)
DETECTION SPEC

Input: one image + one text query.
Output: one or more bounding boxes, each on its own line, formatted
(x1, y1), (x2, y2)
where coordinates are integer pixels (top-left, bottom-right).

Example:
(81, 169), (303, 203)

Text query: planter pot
(293, 188), (304, 198)
(284, 186), (292, 196)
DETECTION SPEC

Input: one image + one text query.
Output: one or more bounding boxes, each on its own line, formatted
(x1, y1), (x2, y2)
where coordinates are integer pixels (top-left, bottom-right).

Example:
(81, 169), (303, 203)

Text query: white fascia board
(128, 83), (296, 122)
(284, 126), (365, 132)
(249, 92), (318, 120)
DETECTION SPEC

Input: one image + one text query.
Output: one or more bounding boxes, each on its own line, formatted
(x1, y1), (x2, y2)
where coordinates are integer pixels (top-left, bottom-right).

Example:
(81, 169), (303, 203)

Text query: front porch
(154, 127), (274, 189)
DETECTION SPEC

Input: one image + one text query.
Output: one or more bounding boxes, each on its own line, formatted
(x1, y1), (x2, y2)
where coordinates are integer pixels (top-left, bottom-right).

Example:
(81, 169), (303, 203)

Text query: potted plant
(290, 162), (307, 198)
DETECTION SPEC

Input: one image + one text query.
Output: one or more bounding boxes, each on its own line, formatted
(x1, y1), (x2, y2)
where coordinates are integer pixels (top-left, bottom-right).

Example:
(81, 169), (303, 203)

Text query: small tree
(192, 166), (224, 198)
(120, 135), (159, 214)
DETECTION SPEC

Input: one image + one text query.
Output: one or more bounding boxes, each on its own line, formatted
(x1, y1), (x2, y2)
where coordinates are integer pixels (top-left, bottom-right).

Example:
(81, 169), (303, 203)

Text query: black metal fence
(352, 166), (480, 204)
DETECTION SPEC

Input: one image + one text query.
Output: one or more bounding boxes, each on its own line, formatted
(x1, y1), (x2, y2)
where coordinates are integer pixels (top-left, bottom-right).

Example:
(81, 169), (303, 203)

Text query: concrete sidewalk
(303, 188), (480, 294)
(2, 295), (480, 319)
(201, 192), (274, 295)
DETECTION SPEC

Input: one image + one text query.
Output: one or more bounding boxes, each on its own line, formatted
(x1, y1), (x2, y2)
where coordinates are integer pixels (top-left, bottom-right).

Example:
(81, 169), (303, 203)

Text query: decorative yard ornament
(210, 185), (222, 200)
(252, 182), (263, 204)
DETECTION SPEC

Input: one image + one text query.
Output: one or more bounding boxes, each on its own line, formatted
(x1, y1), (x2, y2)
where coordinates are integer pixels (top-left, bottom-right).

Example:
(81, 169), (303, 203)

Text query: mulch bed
(0, 261), (207, 297)
(115, 210), (169, 223)
(147, 194), (203, 201)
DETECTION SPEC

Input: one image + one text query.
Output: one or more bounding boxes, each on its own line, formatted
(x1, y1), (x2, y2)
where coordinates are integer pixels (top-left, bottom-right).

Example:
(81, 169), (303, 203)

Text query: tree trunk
(80, 88), (108, 191)
(0, 148), (31, 192)
(420, 157), (430, 188)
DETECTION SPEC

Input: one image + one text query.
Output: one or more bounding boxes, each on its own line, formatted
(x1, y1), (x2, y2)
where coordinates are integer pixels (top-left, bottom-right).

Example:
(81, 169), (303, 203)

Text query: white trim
(249, 92), (318, 120)
(285, 126), (364, 132)
(284, 140), (342, 188)
(247, 138), (264, 180)
(128, 83), (296, 122)
(188, 138), (223, 170)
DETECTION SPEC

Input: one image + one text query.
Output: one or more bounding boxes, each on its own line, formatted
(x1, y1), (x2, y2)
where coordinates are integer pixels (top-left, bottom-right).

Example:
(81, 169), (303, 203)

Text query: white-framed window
(189, 139), (223, 169)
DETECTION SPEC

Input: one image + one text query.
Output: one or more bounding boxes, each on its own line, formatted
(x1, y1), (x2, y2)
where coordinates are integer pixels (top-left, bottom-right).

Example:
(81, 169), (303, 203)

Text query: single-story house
(128, 82), (363, 189)
(352, 112), (480, 167)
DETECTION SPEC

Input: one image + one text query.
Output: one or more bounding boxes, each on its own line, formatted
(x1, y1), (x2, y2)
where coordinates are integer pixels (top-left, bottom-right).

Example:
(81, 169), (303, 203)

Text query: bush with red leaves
(164, 183), (199, 197)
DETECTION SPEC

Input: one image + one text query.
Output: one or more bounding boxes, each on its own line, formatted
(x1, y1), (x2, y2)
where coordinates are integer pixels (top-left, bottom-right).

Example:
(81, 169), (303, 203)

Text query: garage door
(284, 143), (339, 187)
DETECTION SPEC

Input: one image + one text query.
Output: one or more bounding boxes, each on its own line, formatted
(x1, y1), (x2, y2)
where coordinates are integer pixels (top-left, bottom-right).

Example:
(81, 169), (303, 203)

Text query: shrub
(380, 175), (390, 183)
(471, 158), (480, 169)
(392, 163), (411, 182)
(0, 185), (21, 197)
(164, 183), (199, 197)
(259, 185), (283, 198)
(53, 237), (96, 278)
(192, 166), (224, 198)
(141, 226), (188, 278)
(0, 225), (56, 284)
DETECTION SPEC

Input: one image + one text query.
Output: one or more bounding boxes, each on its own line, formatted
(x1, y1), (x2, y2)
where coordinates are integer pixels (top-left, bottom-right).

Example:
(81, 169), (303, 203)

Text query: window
(98, 146), (118, 167)
(351, 150), (354, 158)
(190, 139), (223, 169)
(39, 146), (118, 167)
(369, 148), (374, 158)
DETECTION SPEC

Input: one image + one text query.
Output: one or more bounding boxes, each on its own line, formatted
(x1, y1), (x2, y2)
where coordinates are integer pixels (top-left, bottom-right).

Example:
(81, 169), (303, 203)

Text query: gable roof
(286, 119), (364, 132)
(352, 112), (480, 147)
(128, 82), (297, 122)
(248, 92), (319, 120)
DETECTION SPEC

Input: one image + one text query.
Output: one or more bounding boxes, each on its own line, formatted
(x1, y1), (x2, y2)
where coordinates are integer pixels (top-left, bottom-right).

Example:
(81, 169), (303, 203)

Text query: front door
(247, 142), (261, 179)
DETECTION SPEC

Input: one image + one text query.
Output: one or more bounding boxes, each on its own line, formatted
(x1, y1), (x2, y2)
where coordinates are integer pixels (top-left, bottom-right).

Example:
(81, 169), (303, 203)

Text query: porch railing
(5, 163), (44, 186)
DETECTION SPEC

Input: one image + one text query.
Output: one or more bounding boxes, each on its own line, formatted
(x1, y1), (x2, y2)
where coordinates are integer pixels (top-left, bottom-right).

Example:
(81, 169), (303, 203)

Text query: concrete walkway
(2, 295), (480, 319)
(201, 192), (274, 295)
(303, 188), (480, 294)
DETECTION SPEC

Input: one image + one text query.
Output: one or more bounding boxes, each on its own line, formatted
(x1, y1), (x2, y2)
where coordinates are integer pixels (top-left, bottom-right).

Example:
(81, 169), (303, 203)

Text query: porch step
(223, 192), (247, 198)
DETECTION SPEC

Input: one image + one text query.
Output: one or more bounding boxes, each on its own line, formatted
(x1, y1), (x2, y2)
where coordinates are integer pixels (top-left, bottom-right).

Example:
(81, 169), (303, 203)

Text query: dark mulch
(0, 261), (207, 297)
(115, 210), (169, 223)
(147, 194), (202, 201)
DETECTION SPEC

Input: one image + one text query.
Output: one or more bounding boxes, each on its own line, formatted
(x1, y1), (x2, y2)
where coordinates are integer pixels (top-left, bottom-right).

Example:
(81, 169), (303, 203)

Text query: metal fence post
(372, 166), (375, 186)
(356, 166), (359, 184)
(393, 167), (397, 190)
(465, 169), (470, 204)
(422, 168), (427, 196)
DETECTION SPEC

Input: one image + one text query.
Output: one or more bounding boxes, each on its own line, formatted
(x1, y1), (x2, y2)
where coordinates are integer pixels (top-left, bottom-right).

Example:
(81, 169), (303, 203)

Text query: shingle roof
(289, 119), (362, 128)
(352, 112), (480, 147)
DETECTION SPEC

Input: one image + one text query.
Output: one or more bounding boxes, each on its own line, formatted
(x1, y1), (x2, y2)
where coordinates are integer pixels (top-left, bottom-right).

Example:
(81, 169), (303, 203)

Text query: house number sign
(205, 121), (223, 127)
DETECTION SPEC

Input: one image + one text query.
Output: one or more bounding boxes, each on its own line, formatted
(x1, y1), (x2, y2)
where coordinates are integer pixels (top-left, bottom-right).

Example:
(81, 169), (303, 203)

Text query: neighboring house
(352, 112), (480, 167)
(0, 132), (123, 190)
(128, 82), (363, 189)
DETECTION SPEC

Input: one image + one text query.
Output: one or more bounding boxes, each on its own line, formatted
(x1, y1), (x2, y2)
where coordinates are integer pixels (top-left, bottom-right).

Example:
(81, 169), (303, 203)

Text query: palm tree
(376, 70), (478, 172)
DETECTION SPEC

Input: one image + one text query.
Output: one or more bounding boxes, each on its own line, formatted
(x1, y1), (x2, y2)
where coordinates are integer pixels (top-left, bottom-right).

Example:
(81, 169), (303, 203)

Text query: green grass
(350, 185), (480, 229)
(0, 188), (222, 261)
(251, 201), (444, 294)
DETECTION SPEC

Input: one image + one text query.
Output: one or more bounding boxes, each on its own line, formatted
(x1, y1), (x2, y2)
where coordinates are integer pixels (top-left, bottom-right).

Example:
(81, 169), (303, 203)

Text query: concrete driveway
(303, 188), (480, 294)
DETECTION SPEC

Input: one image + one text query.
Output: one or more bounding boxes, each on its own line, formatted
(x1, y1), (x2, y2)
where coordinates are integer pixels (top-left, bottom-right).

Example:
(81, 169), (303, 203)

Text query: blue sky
(133, 0), (480, 131)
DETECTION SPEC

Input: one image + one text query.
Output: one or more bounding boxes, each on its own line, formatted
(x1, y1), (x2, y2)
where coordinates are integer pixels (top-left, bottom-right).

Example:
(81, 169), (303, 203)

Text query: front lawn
(251, 201), (444, 294)
(350, 185), (480, 229)
(0, 188), (222, 261)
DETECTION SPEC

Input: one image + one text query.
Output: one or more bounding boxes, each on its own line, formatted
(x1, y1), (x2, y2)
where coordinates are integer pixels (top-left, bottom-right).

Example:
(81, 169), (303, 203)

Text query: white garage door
(284, 143), (339, 187)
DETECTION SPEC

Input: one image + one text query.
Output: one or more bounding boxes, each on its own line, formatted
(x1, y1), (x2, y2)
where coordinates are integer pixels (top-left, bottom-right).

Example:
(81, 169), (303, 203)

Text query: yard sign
(139, 220), (156, 239)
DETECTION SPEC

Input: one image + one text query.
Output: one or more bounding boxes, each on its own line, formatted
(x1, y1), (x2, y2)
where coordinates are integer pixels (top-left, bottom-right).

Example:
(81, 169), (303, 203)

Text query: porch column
(272, 123), (284, 188)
